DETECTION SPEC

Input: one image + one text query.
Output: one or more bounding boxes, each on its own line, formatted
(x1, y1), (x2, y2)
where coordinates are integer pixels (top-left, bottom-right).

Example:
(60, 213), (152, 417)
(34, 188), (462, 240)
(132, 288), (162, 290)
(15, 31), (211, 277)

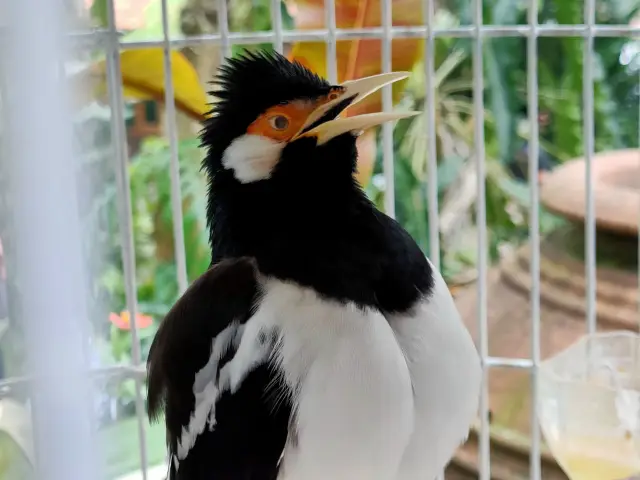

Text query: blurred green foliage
(447, 0), (640, 157)
(90, 136), (210, 411)
(367, 0), (639, 275)
(98, 137), (209, 323)
(0, 431), (31, 480)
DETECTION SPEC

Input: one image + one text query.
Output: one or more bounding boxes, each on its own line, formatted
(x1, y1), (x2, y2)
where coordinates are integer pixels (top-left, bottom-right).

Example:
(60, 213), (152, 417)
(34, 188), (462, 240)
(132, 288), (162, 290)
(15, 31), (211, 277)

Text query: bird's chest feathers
(246, 278), (416, 480)
(388, 274), (482, 479)
(251, 278), (406, 392)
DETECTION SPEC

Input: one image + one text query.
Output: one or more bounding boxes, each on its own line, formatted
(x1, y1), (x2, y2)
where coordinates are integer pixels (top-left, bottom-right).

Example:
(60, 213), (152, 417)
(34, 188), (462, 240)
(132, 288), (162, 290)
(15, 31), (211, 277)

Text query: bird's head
(201, 50), (416, 189)
(201, 50), (418, 262)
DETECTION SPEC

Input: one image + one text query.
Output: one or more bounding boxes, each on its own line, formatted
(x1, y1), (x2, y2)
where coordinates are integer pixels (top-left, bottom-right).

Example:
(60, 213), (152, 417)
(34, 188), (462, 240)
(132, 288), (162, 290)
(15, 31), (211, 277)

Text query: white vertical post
(218, 0), (232, 58)
(423, 0), (440, 269)
(2, 0), (98, 478)
(472, 1), (490, 478)
(381, 0), (395, 218)
(105, 0), (149, 476)
(271, 0), (284, 53)
(161, 0), (189, 296)
(527, 1), (541, 479)
(583, 0), (597, 335)
(324, 0), (338, 83)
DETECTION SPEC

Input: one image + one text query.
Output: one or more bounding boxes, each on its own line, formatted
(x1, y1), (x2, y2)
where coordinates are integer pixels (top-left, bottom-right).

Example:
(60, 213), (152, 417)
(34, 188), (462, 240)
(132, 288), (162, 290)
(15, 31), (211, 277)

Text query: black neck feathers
(204, 135), (434, 313)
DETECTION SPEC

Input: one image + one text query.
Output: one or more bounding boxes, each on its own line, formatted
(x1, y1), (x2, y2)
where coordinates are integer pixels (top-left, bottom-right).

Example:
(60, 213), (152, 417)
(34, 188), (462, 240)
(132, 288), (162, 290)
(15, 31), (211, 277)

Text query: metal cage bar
(161, 0), (190, 297)
(104, 0), (149, 476)
(218, 0), (232, 57)
(380, 0), (396, 217)
(583, 0), (597, 335)
(471, 1), (491, 479)
(2, 1), (98, 478)
(423, 0), (440, 269)
(324, 0), (338, 83)
(105, 24), (640, 51)
(44, 24), (640, 51)
(526, 1), (542, 478)
(423, 0), (443, 471)
(270, 0), (284, 53)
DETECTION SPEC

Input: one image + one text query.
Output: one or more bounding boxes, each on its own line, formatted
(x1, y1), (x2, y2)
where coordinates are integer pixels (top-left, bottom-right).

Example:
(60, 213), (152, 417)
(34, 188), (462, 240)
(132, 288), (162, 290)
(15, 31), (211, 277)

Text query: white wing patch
(254, 279), (415, 480)
(174, 317), (281, 471)
(175, 322), (241, 463)
(217, 319), (278, 396)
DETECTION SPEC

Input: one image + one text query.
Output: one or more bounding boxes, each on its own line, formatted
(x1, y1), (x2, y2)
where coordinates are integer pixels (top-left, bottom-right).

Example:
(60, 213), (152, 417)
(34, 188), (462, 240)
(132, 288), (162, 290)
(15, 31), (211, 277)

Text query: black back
(147, 258), (291, 479)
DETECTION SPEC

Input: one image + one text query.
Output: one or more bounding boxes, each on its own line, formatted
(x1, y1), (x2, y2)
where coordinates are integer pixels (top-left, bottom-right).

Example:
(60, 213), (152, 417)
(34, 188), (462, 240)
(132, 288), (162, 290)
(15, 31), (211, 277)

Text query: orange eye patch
(246, 102), (307, 142)
(246, 87), (346, 142)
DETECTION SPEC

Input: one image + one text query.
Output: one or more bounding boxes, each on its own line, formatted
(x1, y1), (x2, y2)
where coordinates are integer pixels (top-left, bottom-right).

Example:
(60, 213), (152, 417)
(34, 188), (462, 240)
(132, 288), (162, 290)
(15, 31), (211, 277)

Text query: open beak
(291, 72), (420, 145)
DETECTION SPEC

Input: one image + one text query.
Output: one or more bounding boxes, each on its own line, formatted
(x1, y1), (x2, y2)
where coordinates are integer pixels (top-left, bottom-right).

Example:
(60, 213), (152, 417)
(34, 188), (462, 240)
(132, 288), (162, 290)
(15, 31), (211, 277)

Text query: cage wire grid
(1, 0), (639, 479)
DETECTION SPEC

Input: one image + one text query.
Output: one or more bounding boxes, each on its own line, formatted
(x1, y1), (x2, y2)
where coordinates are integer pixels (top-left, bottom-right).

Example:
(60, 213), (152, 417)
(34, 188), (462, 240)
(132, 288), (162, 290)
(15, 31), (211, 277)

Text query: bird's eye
(327, 87), (344, 101)
(269, 115), (290, 131)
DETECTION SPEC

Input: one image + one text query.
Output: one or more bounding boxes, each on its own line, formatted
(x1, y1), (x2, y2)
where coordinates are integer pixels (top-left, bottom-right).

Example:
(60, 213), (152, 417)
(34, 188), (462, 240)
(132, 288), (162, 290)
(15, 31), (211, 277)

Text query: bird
(146, 49), (482, 480)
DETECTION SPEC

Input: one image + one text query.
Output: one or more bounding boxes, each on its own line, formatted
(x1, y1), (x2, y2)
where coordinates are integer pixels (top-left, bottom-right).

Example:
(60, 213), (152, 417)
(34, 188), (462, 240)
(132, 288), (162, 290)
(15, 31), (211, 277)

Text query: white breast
(249, 278), (415, 480)
(210, 270), (480, 480)
(388, 263), (482, 480)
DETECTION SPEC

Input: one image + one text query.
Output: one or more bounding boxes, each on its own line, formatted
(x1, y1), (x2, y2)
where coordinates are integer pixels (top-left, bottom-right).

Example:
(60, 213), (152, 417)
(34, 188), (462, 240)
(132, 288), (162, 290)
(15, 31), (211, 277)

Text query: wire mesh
(217, 0), (231, 57)
(583, 0), (597, 336)
(62, 24), (640, 51)
(1, 0), (639, 479)
(422, 0), (440, 269)
(160, 0), (189, 297)
(104, 0), (150, 475)
(526, 1), (542, 478)
(471, 3), (491, 478)
(1, 1), (103, 479)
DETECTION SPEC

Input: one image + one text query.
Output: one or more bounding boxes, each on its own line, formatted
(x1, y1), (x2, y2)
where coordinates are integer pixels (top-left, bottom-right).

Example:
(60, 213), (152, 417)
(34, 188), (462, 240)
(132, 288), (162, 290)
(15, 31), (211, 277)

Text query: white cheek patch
(222, 134), (285, 183)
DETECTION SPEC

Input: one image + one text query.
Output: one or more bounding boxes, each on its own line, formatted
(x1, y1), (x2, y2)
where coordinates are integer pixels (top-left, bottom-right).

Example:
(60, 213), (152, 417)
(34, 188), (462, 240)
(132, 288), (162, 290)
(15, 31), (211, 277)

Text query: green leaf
(89, 0), (108, 27)
(437, 155), (465, 191)
(497, 176), (532, 207)
(484, 40), (517, 162)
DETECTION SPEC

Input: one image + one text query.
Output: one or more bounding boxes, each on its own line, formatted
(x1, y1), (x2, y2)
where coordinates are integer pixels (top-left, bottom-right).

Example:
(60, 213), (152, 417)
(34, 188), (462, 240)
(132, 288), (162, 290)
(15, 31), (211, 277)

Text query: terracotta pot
(449, 149), (640, 479)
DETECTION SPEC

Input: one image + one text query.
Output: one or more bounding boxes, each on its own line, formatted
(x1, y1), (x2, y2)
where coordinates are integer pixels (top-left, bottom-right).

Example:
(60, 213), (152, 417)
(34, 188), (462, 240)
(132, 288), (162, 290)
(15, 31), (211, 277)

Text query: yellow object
(546, 435), (640, 480)
(90, 48), (209, 122)
(286, 0), (424, 116)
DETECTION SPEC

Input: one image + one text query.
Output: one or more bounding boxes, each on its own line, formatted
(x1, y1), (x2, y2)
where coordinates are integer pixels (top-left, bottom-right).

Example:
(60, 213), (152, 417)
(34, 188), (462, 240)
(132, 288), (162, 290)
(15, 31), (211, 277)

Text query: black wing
(147, 257), (291, 480)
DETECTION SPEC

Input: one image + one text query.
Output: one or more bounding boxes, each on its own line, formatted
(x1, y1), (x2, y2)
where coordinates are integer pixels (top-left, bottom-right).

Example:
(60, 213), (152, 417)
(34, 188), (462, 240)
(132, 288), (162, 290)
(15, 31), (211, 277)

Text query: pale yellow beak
(291, 72), (420, 145)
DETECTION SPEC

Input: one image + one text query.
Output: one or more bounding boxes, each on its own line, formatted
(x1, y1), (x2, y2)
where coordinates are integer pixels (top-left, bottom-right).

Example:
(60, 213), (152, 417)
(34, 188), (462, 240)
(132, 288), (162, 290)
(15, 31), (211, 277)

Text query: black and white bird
(147, 50), (482, 480)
